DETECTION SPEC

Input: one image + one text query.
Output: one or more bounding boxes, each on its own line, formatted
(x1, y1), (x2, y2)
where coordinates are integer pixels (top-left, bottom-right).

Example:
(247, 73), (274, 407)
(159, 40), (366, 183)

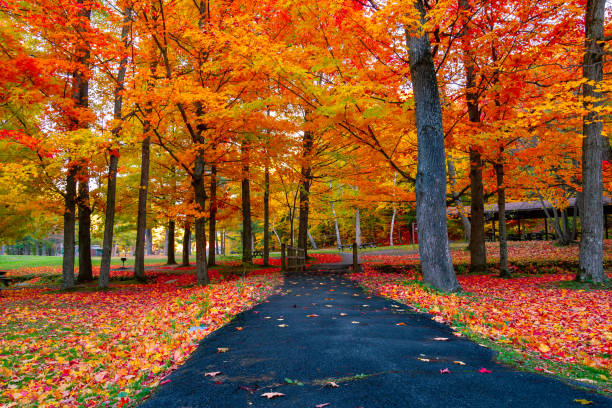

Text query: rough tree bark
(298, 130), (313, 257)
(208, 164), (217, 266)
(355, 207), (362, 246)
(77, 177), (93, 282)
(145, 228), (153, 255)
(405, 0), (459, 291)
(578, 0), (605, 283)
(167, 220), (176, 264)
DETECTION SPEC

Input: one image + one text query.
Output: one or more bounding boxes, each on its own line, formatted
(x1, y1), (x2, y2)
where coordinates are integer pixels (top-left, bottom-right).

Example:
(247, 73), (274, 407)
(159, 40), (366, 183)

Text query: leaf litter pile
(0, 269), (282, 407)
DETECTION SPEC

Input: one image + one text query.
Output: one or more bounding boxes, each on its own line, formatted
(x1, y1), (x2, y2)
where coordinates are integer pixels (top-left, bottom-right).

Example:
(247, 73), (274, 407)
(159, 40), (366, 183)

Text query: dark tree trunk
(208, 165), (217, 266)
(298, 130), (313, 258)
(77, 176), (93, 282)
(578, 1), (606, 282)
(448, 158), (471, 241)
(469, 149), (487, 271)
(182, 224), (191, 266)
(241, 144), (253, 264)
(405, 0), (459, 292)
(62, 168), (77, 290)
(263, 165), (270, 266)
(133, 133), (151, 282)
(192, 154), (209, 285)
(167, 220), (176, 265)
(495, 163), (510, 278)
(99, 153), (119, 288)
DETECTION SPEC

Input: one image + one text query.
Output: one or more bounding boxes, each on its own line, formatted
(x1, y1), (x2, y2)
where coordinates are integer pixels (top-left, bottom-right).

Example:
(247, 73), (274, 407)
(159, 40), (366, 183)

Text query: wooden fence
(281, 243), (306, 273)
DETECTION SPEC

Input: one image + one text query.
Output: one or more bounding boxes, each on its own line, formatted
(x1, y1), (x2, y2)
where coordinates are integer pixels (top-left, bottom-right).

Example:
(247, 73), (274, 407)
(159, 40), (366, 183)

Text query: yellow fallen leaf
(453, 361), (466, 365)
(574, 399), (593, 405)
(538, 343), (551, 353)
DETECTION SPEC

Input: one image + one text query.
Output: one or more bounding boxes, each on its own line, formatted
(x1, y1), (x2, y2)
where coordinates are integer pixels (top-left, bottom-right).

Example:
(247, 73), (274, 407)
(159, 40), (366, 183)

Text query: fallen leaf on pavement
(453, 361), (466, 365)
(574, 399), (593, 405)
(478, 368), (491, 374)
(326, 382), (339, 388)
(205, 371), (221, 377)
(316, 404), (330, 408)
(217, 347), (229, 353)
(440, 368), (451, 374)
(261, 392), (285, 399)
(417, 358), (430, 362)
(433, 337), (448, 341)
(278, 324), (288, 327)
(307, 314), (319, 317)
(396, 323), (406, 326)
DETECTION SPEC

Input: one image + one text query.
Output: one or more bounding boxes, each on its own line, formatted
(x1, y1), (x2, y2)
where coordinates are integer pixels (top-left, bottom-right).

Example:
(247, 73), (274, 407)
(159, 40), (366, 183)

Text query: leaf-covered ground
(361, 240), (612, 265)
(349, 265), (612, 392)
(0, 269), (283, 407)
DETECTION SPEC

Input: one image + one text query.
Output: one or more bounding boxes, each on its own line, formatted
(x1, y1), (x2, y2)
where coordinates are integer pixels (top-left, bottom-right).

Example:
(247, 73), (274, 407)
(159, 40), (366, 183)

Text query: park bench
(359, 242), (377, 249)
(253, 250), (264, 257)
(0, 271), (13, 287)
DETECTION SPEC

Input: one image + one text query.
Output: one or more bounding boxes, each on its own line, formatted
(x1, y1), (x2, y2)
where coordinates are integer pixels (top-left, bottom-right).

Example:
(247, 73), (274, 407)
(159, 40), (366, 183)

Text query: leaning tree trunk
(495, 163), (510, 278)
(578, 0), (606, 282)
(307, 230), (318, 250)
(182, 224), (191, 266)
(390, 172), (397, 246)
(405, 0), (459, 292)
(61, 167), (77, 290)
(133, 131), (151, 282)
(192, 154), (209, 285)
(77, 176), (93, 282)
(331, 200), (342, 248)
(263, 165), (270, 265)
(208, 164), (217, 266)
(167, 219), (176, 265)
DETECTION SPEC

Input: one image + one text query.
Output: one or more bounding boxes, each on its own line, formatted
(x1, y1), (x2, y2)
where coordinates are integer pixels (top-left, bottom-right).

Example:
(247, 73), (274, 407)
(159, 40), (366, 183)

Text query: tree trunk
(405, 1), (459, 291)
(298, 130), (313, 257)
(469, 150), (487, 271)
(77, 177), (93, 282)
(241, 146), (253, 264)
(307, 230), (318, 250)
(331, 200), (342, 248)
(62, 167), (77, 290)
(355, 207), (362, 246)
(578, 0), (606, 282)
(390, 172), (397, 246)
(99, 153), (119, 289)
(182, 224), (191, 266)
(133, 132), (151, 282)
(495, 163), (510, 278)
(272, 219), (282, 246)
(263, 165), (270, 265)
(208, 164), (217, 266)
(167, 220), (176, 264)
(192, 154), (209, 285)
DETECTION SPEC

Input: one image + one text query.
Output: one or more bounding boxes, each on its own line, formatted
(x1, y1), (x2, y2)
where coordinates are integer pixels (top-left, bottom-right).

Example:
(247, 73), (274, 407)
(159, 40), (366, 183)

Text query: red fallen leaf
(238, 385), (257, 393)
(316, 404), (331, 408)
(160, 379), (171, 385)
(307, 314), (319, 317)
(396, 322), (406, 326)
(236, 327), (243, 331)
(440, 368), (451, 374)
(215, 381), (222, 384)
(205, 371), (221, 377)
(261, 392), (285, 399)
(478, 368), (492, 373)
(326, 381), (339, 388)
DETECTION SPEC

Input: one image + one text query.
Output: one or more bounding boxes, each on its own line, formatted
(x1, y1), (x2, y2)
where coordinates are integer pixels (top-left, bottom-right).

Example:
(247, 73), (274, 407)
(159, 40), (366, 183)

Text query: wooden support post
(517, 217), (522, 240)
(544, 217), (548, 240)
(492, 219), (496, 241)
(353, 242), (358, 272)
(281, 243), (286, 272)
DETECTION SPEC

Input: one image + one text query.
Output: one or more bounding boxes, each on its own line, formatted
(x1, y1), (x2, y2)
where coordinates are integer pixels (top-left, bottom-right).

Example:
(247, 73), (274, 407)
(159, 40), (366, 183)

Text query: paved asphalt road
(140, 258), (612, 408)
